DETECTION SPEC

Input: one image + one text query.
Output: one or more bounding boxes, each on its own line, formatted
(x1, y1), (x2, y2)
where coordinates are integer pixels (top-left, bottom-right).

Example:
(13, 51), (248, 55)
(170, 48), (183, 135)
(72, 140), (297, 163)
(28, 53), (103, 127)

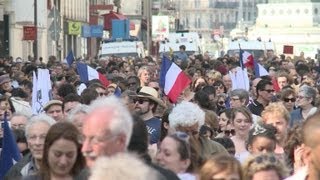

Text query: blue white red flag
(76, 63), (110, 87)
(159, 56), (191, 103)
(254, 60), (269, 77)
(240, 50), (254, 69)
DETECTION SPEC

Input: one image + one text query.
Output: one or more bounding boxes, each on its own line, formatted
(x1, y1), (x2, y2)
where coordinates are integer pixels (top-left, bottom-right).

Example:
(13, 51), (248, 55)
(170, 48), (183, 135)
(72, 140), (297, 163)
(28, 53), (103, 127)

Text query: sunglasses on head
(283, 97), (296, 102)
(224, 129), (235, 136)
(99, 93), (108, 96)
(172, 131), (189, 142)
(254, 154), (277, 164)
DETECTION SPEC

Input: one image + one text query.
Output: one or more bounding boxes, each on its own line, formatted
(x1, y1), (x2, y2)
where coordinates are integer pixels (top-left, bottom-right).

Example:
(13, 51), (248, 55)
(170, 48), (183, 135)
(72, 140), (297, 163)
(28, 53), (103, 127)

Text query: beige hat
(131, 86), (164, 107)
(107, 83), (117, 89)
(43, 100), (62, 112)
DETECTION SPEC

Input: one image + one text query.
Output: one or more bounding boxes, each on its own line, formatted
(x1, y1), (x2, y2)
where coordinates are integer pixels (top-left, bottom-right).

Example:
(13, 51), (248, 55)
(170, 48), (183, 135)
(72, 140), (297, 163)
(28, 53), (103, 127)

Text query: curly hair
(169, 101), (205, 131)
(261, 102), (290, 123)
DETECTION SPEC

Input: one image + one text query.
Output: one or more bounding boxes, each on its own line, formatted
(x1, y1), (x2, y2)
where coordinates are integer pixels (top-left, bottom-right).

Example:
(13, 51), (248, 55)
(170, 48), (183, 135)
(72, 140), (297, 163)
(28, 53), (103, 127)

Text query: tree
(113, 0), (121, 13)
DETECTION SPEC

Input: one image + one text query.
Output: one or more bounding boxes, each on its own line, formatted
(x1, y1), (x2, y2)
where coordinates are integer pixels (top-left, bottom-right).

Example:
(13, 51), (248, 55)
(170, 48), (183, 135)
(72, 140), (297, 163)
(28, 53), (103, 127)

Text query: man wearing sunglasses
(248, 79), (274, 116)
(132, 86), (165, 145)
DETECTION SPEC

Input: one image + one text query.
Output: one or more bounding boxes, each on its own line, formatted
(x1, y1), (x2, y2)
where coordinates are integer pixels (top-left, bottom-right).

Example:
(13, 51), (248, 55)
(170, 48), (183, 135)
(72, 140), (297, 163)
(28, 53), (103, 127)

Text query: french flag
(160, 56), (191, 103)
(76, 62), (109, 87)
(240, 50), (254, 69)
(254, 60), (269, 78)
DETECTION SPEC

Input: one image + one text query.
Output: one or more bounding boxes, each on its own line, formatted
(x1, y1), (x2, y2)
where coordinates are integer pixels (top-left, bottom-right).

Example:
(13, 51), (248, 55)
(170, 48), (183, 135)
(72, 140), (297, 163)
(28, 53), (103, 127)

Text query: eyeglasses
(297, 95), (309, 100)
(262, 89), (275, 93)
(28, 134), (47, 142)
(214, 86), (224, 90)
(230, 97), (240, 101)
(11, 124), (26, 130)
(133, 99), (149, 104)
(82, 134), (116, 145)
(283, 97), (296, 102)
(223, 129), (235, 136)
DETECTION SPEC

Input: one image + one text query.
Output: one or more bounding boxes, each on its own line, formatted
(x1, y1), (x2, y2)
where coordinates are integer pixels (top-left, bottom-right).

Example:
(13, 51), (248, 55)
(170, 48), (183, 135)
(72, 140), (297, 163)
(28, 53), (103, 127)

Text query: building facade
(0, 0), (89, 61)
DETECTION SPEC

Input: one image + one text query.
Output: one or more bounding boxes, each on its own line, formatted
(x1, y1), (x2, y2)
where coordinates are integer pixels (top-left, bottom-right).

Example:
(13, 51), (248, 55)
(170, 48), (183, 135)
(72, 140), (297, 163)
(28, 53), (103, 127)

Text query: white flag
(32, 69), (52, 115)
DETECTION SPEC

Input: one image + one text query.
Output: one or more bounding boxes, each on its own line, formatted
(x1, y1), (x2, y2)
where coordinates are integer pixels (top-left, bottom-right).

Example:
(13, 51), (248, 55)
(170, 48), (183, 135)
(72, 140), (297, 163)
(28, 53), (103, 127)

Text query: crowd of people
(0, 50), (320, 180)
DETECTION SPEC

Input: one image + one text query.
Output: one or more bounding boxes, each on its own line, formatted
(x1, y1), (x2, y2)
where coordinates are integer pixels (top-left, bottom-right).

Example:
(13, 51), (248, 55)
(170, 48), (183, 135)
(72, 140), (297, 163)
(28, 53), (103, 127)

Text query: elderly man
(168, 101), (227, 160)
(81, 96), (133, 168)
(43, 100), (64, 121)
(10, 113), (29, 130)
(5, 114), (55, 179)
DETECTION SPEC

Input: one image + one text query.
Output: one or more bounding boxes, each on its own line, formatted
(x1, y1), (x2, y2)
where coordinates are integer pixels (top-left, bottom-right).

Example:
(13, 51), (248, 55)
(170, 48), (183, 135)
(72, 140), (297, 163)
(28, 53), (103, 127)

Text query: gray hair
(11, 112), (31, 120)
(67, 104), (89, 123)
(25, 114), (56, 137)
(90, 153), (159, 180)
(229, 89), (250, 105)
(299, 85), (317, 104)
(169, 101), (205, 130)
(88, 95), (133, 147)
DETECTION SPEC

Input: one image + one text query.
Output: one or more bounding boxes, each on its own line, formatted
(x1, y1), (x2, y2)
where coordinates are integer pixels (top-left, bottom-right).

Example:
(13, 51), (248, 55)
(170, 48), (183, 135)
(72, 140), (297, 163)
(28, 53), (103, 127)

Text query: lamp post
(34, 0), (38, 61)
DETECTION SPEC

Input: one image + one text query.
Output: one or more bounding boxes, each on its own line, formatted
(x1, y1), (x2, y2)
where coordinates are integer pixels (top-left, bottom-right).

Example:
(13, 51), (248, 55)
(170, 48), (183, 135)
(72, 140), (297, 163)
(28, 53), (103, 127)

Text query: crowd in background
(0, 49), (320, 180)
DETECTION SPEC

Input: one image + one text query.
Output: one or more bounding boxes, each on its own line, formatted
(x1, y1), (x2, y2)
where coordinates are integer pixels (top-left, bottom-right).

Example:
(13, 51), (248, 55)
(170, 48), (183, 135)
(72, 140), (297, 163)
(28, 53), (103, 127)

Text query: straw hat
(131, 86), (164, 107)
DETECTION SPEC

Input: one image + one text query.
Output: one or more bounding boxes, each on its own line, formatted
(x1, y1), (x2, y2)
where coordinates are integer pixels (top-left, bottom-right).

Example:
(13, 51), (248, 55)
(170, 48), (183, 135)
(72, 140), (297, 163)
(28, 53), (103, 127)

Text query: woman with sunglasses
(280, 88), (296, 113)
(290, 85), (318, 127)
(156, 132), (197, 180)
(230, 107), (253, 163)
(216, 109), (235, 138)
(243, 153), (289, 180)
(246, 123), (277, 155)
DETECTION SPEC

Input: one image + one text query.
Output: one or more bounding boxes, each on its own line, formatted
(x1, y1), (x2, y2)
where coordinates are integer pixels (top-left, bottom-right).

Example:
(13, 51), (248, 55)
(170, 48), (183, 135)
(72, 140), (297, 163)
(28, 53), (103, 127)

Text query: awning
(102, 11), (135, 30)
